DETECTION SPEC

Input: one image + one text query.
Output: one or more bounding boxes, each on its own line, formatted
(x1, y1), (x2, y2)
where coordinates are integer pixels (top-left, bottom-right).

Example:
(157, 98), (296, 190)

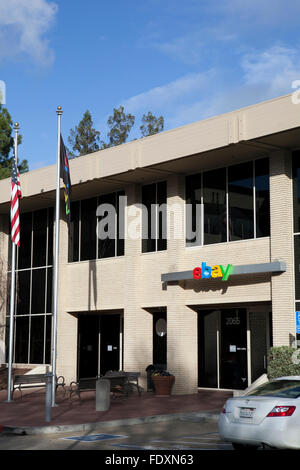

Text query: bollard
(45, 366), (52, 423)
(96, 378), (110, 411)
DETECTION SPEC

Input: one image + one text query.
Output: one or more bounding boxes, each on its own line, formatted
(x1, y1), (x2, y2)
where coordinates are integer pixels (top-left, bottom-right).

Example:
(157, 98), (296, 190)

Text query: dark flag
(60, 135), (71, 226)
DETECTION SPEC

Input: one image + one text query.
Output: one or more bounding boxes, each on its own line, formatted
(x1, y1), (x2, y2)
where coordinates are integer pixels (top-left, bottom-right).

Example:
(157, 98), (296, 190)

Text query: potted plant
(151, 370), (175, 396)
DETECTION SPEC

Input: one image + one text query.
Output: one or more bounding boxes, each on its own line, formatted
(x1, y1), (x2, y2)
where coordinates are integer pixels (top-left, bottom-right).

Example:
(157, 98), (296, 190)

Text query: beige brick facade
(0, 93), (299, 394)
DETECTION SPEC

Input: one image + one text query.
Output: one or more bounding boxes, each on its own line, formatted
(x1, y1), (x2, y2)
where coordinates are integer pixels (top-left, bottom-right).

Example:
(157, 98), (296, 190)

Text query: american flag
(10, 153), (22, 246)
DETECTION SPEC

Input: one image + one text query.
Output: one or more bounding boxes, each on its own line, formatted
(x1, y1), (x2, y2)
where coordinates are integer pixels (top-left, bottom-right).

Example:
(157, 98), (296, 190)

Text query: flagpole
(6, 122), (19, 403)
(51, 106), (62, 407)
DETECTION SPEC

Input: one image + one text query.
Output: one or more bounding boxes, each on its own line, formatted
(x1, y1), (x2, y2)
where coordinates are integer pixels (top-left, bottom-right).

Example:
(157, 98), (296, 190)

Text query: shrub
(267, 346), (300, 380)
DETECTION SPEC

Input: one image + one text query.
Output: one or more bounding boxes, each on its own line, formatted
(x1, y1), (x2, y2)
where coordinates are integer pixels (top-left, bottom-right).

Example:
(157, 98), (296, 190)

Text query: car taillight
(267, 406), (296, 417)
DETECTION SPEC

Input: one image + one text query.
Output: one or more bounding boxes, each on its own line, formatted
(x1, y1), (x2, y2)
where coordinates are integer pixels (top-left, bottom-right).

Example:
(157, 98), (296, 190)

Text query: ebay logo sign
(193, 263), (234, 282)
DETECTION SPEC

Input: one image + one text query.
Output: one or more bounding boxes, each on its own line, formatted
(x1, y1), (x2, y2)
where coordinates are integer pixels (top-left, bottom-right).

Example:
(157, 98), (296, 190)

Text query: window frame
(6, 206), (54, 365)
(69, 190), (125, 263)
(141, 180), (167, 254)
(185, 157), (270, 248)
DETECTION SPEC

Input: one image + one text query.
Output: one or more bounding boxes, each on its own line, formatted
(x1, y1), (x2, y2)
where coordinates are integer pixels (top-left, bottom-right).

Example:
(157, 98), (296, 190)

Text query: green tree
(68, 110), (101, 157)
(105, 105), (135, 147)
(140, 112), (164, 137)
(0, 105), (29, 180)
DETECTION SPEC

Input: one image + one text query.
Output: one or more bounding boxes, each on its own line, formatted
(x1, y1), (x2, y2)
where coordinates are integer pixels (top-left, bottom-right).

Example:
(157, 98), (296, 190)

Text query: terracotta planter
(152, 375), (175, 396)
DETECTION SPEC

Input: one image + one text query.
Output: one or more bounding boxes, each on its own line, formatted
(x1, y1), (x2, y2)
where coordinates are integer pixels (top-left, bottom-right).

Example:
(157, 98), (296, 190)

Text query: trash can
(146, 364), (166, 391)
(96, 378), (110, 411)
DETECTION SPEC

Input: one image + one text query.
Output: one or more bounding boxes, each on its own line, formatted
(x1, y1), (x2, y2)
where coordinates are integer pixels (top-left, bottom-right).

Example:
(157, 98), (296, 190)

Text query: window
(293, 151), (300, 234)
(228, 161), (254, 241)
(68, 191), (125, 262)
(98, 192), (117, 259)
(6, 207), (53, 364)
(81, 197), (97, 261)
(185, 158), (270, 246)
(255, 158), (270, 238)
(68, 201), (79, 262)
(292, 153), (300, 338)
(186, 174), (202, 246)
(204, 168), (227, 245)
(142, 181), (167, 253)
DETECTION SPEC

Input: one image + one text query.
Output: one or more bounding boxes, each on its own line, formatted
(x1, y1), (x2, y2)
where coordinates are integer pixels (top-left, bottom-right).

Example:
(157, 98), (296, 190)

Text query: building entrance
(77, 313), (122, 379)
(198, 307), (270, 390)
(220, 310), (247, 389)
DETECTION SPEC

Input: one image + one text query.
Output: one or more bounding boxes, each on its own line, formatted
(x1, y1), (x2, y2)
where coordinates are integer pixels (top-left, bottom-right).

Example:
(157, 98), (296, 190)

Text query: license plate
(240, 407), (255, 418)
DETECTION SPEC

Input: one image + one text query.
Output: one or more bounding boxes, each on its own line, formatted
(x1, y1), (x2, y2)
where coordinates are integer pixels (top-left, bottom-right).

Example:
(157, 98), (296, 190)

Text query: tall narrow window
(32, 209), (47, 267)
(98, 190), (125, 258)
(255, 158), (270, 238)
(142, 182), (167, 253)
(80, 197), (97, 261)
(6, 207), (54, 365)
(293, 151), (300, 234)
(295, 235), (300, 302)
(186, 173), (202, 246)
(98, 192), (116, 259)
(203, 168), (227, 245)
(18, 212), (32, 269)
(293, 152), (300, 345)
(117, 191), (125, 256)
(68, 201), (80, 262)
(228, 162), (254, 241)
(142, 183), (156, 253)
(157, 182), (167, 251)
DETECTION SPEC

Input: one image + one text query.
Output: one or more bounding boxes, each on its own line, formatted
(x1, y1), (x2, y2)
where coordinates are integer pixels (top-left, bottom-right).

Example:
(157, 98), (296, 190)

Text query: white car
(218, 376), (300, 450)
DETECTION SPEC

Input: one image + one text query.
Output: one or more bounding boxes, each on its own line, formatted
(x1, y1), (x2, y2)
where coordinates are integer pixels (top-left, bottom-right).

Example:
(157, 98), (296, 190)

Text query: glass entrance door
(249, 311), (270, 383)
(198, 310), (219, 388)
(198, 308), (249, 390)
(77, 313), (121, 379)
(78, 315), (99, 379)
(220, 309), (247, 389)
(100, 315), (120, 375)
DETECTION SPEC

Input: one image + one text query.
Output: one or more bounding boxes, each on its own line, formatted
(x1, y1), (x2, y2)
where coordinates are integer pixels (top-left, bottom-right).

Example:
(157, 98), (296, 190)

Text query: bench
(69, 371), (141, 403)
(12, 374), (66, 399)
(69, 377), (98, 402)
(123, 372), (141, 396)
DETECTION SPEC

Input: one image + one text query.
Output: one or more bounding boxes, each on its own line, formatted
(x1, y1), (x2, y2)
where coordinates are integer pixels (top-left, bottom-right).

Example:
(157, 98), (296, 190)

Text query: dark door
(220, 309), (247, 389)
(100, 315), (120, 375)
(198, 310), (218, 388)
(78, 315), (99, 379)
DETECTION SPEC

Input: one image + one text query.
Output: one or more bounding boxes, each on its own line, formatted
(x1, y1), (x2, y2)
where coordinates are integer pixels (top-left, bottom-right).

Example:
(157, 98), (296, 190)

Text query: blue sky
(2, 0), (300, 171)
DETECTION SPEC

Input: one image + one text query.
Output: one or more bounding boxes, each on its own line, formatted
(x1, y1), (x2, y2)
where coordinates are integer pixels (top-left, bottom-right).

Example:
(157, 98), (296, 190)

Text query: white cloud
(216, 0), (300, 26)
(171, 45), (300, 126)
(0, 0), (58, 66)
(122, 71), (216, 114)
(122, 44), (300, 134)
(241, 46), (300, 96)
(153, 34), (205, 65)
(149, 27), (236, 65)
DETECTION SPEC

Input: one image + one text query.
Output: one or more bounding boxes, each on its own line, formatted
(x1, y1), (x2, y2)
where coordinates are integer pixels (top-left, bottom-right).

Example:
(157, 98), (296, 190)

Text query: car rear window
(247, 380), (300, 398)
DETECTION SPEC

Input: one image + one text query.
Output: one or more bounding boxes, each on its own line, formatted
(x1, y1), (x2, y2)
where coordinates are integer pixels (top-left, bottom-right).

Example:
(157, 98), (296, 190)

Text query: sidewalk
(0, 387), (232, 434)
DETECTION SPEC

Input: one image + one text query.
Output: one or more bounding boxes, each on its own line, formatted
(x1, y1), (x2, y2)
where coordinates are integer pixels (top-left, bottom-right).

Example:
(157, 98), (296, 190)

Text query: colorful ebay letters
(193, 263), (234, 281)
